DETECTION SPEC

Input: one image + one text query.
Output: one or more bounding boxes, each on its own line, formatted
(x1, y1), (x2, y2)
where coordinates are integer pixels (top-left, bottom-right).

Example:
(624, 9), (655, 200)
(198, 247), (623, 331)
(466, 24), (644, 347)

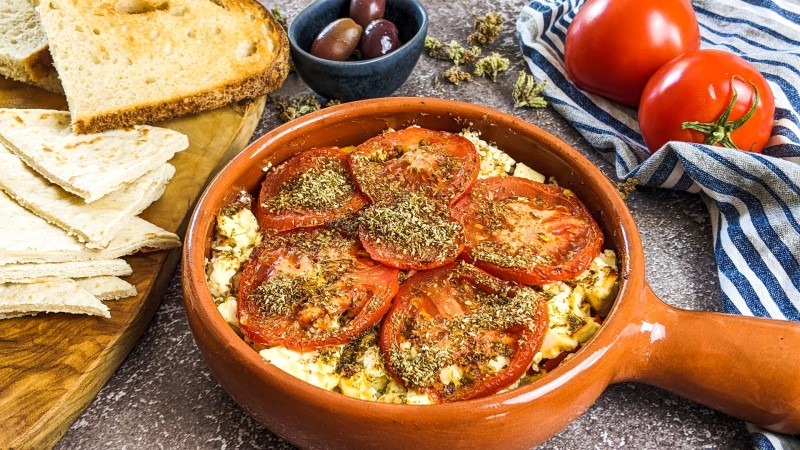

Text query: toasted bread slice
(35, 0), (290, 133)
(0, 0), (62, 92)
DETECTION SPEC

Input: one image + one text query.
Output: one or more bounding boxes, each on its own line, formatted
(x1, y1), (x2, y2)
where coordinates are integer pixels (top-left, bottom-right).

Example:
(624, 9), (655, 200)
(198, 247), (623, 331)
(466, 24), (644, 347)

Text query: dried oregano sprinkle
(443, 65), (472, 85)
(262, 157), (354, 213)
(359, 193), (462, 262)
(271, 95), (344, 123)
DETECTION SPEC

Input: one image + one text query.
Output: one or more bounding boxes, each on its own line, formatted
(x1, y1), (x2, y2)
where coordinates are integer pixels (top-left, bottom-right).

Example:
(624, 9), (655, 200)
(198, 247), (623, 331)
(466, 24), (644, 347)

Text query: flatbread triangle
(0, 259), (132, 283)
(0, 141), (175, 248)
(0, 109), (187, 202)
(0, 189), (180, 265)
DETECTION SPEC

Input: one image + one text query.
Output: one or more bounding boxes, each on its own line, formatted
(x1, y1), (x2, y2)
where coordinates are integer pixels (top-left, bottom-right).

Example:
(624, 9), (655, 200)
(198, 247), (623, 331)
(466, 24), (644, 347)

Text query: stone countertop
(57, 0), (753, 448)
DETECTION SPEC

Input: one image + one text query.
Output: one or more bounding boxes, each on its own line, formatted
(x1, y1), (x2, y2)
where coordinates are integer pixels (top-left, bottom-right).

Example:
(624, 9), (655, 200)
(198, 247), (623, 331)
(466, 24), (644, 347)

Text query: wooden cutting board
(0, 77), (266, 449)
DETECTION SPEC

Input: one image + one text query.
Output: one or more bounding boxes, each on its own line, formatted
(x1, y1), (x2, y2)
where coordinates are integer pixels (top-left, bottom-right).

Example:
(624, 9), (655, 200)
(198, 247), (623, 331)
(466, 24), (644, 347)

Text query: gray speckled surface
(57, 0), (753, 448)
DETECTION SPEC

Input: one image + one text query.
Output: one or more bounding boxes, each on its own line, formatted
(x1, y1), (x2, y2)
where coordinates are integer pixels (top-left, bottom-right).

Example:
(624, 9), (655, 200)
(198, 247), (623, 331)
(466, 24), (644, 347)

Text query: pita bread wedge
(0, 190), (180, 264)
(75, 276), (137, 301)
(0, 109), (188, 202)
(0, 279), (109, 318)
(0, 311), (38, 319)
(0, 259), (132, 284)
(0, 142), (174, 247)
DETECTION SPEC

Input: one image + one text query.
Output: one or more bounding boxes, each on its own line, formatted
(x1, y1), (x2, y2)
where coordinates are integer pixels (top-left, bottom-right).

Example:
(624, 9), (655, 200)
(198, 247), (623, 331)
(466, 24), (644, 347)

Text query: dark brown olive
(360, 19), (400, 59)
(310, 18), (363, 61)
(349, 0), (386, 28)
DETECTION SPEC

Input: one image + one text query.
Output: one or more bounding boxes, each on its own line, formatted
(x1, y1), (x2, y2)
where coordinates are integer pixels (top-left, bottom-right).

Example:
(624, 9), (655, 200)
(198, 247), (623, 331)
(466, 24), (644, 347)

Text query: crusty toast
(0, 0), (62, 93)
(35, 0), (290, 133)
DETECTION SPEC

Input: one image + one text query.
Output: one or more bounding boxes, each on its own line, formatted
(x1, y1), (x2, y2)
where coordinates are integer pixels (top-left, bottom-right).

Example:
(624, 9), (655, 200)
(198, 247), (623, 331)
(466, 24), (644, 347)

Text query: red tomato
(379, 262), (549, 402)
(639, 49), (775, 153)
(237, 227), (399, 351)
(452, 177), (603, 285)
(358, 193), (464, 270)
(257, 147), (368, 232)
(564, 0), (700, 107)
(349, 127), (480, 204)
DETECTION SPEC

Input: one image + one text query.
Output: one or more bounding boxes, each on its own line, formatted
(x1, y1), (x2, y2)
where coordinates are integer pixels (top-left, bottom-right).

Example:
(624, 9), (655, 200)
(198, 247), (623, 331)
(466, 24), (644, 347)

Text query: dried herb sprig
(513, 71), (548, 109)
(473, 53), (509, 82)
(271, 95), (342, 123)
(272, 95), (321, 122)
(614, 177), (639, 201)
(443, 65), (472, 85)
(467, 12), (504, 47)
(424, 37), (481, 65)
(270, 7), (288, 31)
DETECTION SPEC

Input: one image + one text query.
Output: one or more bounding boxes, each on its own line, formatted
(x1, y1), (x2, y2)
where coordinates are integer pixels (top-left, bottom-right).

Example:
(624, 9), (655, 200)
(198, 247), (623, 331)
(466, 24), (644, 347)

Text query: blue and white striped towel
(517, 0), (799, 448)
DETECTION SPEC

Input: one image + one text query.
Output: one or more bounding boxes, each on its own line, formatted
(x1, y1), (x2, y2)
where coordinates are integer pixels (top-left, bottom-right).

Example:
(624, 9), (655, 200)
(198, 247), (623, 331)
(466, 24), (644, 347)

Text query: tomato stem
(681, 76), (760, 150)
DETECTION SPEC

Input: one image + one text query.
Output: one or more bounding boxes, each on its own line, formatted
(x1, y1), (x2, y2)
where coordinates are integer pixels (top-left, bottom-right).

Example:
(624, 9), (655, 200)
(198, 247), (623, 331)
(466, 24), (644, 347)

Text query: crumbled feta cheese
(439, 364), (464, 387)
(486, 355), (510, 374)
(538, 253), (619, 360)
(339, 346), (390, 400)
(512, 162), (546, 183)
(206, 202), (261, 303)
(460, 130), (515, 179)
(260, 346), (343, 391)
(217, 298), (239, 328)
(378, 381), (434, 405)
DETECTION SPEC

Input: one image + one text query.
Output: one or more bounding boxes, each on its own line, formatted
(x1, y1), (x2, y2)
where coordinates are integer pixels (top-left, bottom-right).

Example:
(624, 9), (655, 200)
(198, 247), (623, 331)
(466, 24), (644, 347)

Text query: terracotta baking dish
(182, 98), (800, 449)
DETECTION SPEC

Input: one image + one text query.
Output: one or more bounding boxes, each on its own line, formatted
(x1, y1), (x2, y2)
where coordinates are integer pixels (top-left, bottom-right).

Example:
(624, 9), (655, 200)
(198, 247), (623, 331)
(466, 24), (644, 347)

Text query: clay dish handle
(613, 284), (800, 434)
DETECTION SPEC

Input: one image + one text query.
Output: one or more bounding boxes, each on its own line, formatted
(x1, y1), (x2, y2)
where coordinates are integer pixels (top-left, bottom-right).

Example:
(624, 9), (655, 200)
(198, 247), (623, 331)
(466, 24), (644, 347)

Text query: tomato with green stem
(638, 49), (775, 153)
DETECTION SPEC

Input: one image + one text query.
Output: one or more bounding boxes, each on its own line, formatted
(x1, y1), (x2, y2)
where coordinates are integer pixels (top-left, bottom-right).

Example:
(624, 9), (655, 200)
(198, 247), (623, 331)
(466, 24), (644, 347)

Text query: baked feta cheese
(260, 346), (343, 391)
(512, 161), (546, 183)
(206, 133), (619, 404)
(206, 192), (262, 330)
(461, 130), (516, 179)
(538, 250), (618, 361)
(206, 191), (261, 304)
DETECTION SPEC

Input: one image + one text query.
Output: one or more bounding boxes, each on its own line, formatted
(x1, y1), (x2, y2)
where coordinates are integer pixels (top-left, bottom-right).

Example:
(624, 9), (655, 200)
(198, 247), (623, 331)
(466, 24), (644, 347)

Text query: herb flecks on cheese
(538, 250), (618, 361)
(205, 191), (261, 325)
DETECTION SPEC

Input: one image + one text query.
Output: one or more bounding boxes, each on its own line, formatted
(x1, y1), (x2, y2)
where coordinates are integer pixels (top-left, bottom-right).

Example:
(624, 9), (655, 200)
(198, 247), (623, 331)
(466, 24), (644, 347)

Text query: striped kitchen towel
(517, 0), (799, 448)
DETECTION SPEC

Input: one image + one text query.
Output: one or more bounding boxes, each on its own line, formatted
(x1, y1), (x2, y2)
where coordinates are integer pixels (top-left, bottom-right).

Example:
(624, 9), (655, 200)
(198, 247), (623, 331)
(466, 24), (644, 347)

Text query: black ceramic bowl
(288, 0), (428, 101)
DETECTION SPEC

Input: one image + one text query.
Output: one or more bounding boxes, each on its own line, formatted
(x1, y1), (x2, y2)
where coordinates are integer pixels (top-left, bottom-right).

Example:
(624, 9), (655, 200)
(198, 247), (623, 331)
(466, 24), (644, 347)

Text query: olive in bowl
(288, 0), (427, 101)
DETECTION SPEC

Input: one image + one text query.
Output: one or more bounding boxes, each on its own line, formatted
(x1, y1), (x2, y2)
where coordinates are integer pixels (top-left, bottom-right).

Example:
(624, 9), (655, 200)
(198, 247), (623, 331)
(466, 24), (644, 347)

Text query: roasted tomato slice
(452, 176), (603, 285)
(358, 192), (464, 270)
(257, 147), (368, 232)
(380, 262), (548, 402)
(349, 127), (480, 204)
(237, 227), (399, 351)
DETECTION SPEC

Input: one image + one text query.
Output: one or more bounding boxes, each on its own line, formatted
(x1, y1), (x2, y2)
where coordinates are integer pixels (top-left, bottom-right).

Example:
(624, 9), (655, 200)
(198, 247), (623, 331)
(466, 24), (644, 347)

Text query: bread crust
(39, 0), (291, 134)
(73, 38), (290, 133)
